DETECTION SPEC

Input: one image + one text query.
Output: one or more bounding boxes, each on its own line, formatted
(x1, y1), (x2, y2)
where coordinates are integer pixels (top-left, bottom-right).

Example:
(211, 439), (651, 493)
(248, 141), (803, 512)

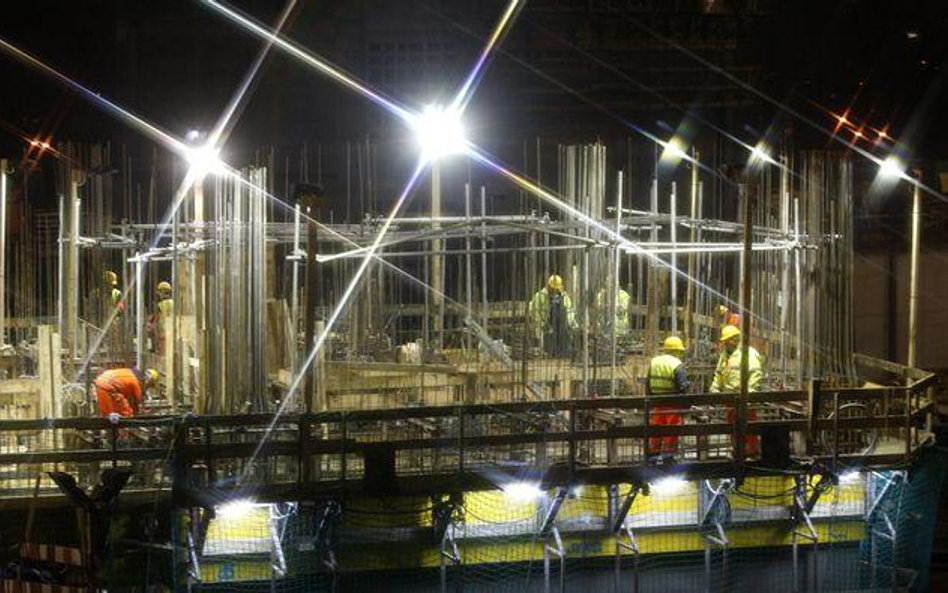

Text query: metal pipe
(794, 198), (803, 387)
(0, 159), (7, 348)
(610, 171), (623, 397)
(321, 242), (794, 259)
(780, 156), (790, 384)
(367, 214), (544, 224)
(670, 181), (678, 334)
(907, 172), (921, 368)
(685, 150), (698, 346)
(57, 195), (64, 347)
(290, 203), (301, 372)
(480, 186), (488, 330)
(738, 183), (753, 463)
(134, 253), (144, 369)
(465, 183), (473, 356)
(70, 188), (80, 358)
(431, 162), (443, 349)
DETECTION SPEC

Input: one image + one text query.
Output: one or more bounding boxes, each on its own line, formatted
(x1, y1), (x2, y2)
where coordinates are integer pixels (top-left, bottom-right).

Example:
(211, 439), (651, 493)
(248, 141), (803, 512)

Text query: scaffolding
(0, 138), (940, 591)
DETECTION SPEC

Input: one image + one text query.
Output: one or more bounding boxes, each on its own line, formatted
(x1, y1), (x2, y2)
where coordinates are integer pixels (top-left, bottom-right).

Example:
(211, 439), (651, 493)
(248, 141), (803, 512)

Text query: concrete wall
(854, 249), (948, 370)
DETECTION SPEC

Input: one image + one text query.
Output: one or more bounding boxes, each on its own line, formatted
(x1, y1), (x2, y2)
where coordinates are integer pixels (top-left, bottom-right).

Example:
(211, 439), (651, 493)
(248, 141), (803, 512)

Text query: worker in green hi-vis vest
(528, 274), (576, 358)
(647, 336), (691, 455)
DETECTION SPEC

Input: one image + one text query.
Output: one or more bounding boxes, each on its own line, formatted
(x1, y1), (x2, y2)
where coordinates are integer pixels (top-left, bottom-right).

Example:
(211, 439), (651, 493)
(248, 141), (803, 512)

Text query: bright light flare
(748, 142), (776, 167)
(660, 136), (689, 163)
(502, 481), (544, 502)
(412, 105), (467, 161)
(832, 110), (851, 134)
(878, 155), (907, 181)
(216, 498), (258, 520)
(839, 470), (861, 484)
(650, 476), (689, 496)
(185, 144), (226, 177)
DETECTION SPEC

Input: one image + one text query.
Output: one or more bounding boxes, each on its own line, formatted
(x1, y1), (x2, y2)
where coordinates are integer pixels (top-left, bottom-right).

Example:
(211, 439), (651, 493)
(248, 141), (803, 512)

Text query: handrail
(0, 378), (932, 505)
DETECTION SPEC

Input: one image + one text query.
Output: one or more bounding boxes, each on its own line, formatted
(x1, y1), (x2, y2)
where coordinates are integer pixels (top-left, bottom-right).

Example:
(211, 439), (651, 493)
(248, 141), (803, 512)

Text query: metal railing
(0, 359), (935, 507)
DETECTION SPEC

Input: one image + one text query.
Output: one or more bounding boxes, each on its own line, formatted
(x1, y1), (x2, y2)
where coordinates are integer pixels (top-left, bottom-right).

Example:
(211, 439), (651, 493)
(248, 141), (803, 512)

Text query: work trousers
(649, 405), (682, 453)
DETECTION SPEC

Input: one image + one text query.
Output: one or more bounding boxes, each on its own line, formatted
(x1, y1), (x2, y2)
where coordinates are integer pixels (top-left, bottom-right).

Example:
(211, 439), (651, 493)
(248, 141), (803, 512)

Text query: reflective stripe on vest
(648, 354), (682, 394)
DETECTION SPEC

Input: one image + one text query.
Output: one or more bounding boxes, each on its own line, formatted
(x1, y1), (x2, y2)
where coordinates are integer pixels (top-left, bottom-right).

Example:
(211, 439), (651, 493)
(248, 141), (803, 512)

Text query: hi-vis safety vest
(528, 288), (576, 335)
(594, 288), (632, 336)
(648, 354), (684, 394)
(710, 346), (763, 393)
(158, 298), (173, 316)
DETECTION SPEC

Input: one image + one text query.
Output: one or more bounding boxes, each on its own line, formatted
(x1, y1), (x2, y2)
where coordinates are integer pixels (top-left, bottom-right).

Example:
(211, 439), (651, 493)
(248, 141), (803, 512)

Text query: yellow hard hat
(720, 324), (741, 342)
(547, 275), (564, 291)
(157, 281), (172, 292)
(716, 304), (729, 316)
(145, 368), (159, 383)
(663, 336), (685, 351)
(104, 270), (118, 286)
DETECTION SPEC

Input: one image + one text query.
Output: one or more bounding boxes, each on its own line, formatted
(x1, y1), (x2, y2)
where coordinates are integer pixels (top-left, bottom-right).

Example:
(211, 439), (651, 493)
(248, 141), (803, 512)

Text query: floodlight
(216, 497), (258, 520)
(502, 481), (544, 502)
(839, 470), (861, 484)
(185, 144), (225, 177)
(878, 155), (906, 181)
(748, 142), (777, 167)
(412, 105), (467, 161)
(650, 476), (688, 496)
(661, 137), (689, 161)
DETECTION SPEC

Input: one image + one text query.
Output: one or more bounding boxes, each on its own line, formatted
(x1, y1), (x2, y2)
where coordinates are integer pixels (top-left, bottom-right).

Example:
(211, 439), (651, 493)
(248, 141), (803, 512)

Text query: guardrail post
(905, 385), (912, 458)
(643, 396), (651, 460)
(203, 418), (213, 488)
(457, 406), (465, 475)
(733, 392), (745, 463)
(171, 417), (189, 507)
(569, 401), (577, 474)
(340, 412), (348, 483)
(109, 421), (118, 469)
(807, 380), (822, 456)
(299, 415), (310, 491)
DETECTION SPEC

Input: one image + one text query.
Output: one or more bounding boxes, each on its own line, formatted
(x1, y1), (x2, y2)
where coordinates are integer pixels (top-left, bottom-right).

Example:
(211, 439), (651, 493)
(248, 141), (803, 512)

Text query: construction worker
(104, 270), (125, 314)
(146, 281), (174, 353)
(647, 336), (690, 455)
(156, 281), (173, 316)
(594, 286), (632, 338)
(528, 274), (576, 357)
(710, 325), (763, 456)
(716, 304), (739, 333)
(93, 367), (158, 418)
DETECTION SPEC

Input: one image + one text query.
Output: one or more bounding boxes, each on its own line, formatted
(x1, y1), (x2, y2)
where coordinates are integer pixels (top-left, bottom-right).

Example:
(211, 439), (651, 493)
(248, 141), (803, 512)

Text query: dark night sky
(1, 1), (947, 162)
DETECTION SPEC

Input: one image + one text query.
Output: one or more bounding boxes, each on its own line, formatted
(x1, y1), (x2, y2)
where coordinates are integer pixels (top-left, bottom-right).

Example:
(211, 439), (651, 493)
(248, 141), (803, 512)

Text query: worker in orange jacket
(93, 367), (158, 418)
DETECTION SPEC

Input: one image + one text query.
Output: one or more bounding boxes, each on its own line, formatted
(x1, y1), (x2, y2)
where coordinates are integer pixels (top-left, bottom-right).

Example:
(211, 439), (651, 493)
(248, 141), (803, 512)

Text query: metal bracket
(540, 487), (568, 536)
(791, 472), (830, 593)
(612, 484), (643, 534)
(700, 480), (733, 590)
(186, 517), (202, 584)
(184, 506), (213, 584)
(314, 501), (342, 590)
(699, 478), (733, 528)
(866, 471), (907, 589)
(613, 484), (642, 593)
(543, 526), (566, 593)
(439, 507), (463, 593)
(269, 503), (294, 579)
